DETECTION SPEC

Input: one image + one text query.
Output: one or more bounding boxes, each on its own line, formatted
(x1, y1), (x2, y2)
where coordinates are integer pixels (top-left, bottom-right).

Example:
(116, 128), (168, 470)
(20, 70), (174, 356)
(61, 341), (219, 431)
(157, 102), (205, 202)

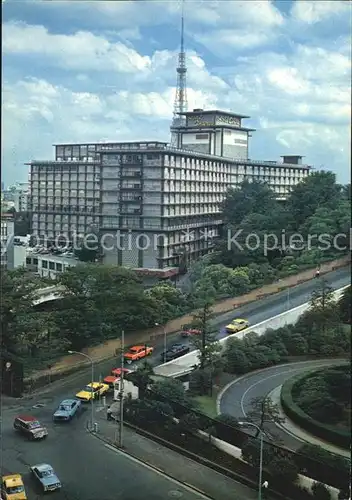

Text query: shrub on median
(280, 368), (351, 449)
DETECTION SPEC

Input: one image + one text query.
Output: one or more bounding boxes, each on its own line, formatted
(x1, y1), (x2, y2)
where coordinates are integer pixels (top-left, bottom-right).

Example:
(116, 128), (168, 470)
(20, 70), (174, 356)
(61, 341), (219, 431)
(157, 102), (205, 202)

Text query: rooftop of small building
(178, 109), (250, 118)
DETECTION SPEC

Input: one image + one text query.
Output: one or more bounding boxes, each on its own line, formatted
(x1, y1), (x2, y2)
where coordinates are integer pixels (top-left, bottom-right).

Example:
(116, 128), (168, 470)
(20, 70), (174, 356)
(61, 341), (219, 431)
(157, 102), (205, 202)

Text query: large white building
(28, 109), (310, 274)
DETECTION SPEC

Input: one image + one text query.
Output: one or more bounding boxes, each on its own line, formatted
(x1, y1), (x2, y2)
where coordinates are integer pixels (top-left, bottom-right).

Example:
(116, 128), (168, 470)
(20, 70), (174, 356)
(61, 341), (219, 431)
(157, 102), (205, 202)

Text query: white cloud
(291, 0), (350, 24)
(1, 2), (351, 185)
(266, 67), (310, 96)
(3, 22), (151, 73)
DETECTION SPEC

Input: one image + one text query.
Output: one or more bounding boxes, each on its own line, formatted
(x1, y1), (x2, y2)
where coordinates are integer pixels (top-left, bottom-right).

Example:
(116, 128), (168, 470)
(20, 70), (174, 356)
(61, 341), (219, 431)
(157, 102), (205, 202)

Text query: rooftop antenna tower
(171, 0), (188, 145)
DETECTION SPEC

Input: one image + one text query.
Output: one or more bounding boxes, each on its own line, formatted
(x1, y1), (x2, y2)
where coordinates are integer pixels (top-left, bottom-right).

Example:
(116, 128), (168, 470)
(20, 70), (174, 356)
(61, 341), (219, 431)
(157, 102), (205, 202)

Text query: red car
(180, 325), (202, 338)
(103, 368), (132, 387)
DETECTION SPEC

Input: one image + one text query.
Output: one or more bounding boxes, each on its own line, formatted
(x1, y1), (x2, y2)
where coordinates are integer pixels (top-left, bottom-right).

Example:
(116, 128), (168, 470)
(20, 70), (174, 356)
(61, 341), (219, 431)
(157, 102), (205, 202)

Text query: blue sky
(2, 0), (351, 186)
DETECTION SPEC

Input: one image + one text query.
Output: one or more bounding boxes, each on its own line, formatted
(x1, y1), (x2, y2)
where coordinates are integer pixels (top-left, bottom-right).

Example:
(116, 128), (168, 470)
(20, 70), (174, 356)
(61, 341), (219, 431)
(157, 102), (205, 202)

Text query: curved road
(1, 267), (349, 498)
(219, 360), (348, 451)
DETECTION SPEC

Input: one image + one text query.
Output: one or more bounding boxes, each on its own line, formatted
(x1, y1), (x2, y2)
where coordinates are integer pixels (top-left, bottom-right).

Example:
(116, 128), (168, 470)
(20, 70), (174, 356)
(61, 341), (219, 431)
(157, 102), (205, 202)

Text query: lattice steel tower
(170, 1), (188, 145)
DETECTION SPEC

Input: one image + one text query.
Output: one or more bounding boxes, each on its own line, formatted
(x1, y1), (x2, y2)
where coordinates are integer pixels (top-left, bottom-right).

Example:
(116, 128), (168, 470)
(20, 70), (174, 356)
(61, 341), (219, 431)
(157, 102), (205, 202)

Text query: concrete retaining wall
(154, 286), (349, 378)
(197, 430), (340, 499)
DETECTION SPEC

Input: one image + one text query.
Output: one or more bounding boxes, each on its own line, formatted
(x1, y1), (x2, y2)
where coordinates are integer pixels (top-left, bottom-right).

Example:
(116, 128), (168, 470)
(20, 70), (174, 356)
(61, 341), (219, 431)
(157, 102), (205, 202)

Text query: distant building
(28, 108), (311, 274)
(26, 249), (79, 280)
(1, 213), (15, 269)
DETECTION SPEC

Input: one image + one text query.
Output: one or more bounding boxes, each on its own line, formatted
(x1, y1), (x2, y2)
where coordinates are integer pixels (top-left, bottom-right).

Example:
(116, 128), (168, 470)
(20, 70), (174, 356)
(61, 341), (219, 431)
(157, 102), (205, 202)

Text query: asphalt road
(1, 403), (214, 500)
(1, 267), (349, 499)
(219, 359), (348, 451)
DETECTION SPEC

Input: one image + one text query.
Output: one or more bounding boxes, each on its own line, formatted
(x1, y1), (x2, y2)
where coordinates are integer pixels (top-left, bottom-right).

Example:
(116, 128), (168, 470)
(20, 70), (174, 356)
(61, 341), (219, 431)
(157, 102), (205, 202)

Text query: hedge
(280, 365), (351, 449)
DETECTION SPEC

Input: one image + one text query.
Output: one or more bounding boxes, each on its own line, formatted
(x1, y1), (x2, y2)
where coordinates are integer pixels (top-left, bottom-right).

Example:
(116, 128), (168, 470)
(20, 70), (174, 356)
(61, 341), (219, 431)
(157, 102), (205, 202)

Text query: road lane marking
(103, 443), (214, 499)
(217, 359), (343, 415)
(240, 369), (303, 417)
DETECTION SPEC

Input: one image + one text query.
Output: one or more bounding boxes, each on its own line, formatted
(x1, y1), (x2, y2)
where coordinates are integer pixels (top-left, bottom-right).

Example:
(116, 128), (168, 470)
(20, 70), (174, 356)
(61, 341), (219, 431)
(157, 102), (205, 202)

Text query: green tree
(56, 264), (161, 349)
(245, 396), (285, 438)
(338, 286), (351, 324)
(146, 282), (188, 323)
(220, 179), (279, 227)
(287, 171), (341, 229)
(0, 269), (47, 358)
(267, 456), (299, 485)
(224, 339), (252, 374)
(311, 482), (332, 500)
(191, 302), (222, 383)
(151, 378), (195, 412)
(126, 361), (154, 400)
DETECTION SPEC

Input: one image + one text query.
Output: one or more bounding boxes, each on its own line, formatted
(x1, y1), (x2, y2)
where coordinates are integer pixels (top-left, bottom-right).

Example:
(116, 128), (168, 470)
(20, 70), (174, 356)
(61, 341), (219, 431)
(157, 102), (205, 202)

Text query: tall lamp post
(68, 350), (94, 431)
(155, 322), (167, 364)
(239, 421), (264, 500)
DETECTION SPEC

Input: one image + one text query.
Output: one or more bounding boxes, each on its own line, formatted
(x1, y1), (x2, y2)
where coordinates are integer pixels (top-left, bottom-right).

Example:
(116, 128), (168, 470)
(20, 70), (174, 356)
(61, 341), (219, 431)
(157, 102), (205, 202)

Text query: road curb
(89, 429), (214, 499)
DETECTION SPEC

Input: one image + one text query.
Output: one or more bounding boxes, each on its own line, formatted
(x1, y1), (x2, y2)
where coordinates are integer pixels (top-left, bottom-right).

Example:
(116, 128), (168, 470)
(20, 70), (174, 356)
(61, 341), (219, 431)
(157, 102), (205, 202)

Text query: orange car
(103, 368), (132, 387)
(124, 345), (153, 364)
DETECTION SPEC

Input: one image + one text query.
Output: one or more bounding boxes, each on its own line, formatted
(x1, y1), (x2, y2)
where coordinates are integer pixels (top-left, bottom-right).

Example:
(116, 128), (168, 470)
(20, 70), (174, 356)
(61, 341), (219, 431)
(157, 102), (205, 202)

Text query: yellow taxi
(1, 474), (27, 500)
(75, 382), (109, 401)
(225, 318), (250, 334)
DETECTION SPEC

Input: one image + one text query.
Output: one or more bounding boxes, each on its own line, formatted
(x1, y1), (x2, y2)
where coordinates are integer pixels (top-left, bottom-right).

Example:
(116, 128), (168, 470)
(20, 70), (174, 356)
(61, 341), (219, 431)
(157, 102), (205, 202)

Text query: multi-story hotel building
(28, 109), (310, 272)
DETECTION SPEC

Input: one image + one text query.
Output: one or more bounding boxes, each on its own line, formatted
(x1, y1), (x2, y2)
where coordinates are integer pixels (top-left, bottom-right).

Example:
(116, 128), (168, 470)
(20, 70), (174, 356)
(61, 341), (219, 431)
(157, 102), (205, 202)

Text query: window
(26, 257), (31, 264)
(49, 262), (55, 270)
(195, 134), (209, 140)
(42, 260), (48, 268)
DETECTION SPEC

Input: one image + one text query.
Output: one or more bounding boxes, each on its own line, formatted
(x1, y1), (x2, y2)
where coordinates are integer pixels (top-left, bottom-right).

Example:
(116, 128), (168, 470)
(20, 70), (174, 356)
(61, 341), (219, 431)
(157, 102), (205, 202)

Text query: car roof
(16, 414), (37, 422)
(60, 399), (77, 405)
(129, 345), (145, 350)
(86, 382), (101, 387)
(233, 318), (245, 322)
(34, 464), (52, 472)
(3, 474), (23, 486)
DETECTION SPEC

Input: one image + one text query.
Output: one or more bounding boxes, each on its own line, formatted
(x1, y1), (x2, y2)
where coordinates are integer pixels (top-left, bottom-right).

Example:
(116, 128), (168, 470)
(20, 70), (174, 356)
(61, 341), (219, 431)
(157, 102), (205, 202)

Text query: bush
(280, 368), (351, 448)
(311, 482), (332, 500)
(295, 443), (350, 491)
(267, 456), (299, 486)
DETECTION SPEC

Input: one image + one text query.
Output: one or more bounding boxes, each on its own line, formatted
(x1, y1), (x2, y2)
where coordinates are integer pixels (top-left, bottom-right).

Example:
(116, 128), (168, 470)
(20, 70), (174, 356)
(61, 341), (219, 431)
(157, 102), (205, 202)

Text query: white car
(30, 463), (61, 492)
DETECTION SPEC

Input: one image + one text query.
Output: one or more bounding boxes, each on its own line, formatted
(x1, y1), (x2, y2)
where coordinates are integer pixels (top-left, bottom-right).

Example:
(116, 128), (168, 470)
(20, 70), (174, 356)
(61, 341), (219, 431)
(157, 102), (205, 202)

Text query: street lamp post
(155, 322), (167, 364)
(239, 421), (264, 500)
(68, 350), (94, 431)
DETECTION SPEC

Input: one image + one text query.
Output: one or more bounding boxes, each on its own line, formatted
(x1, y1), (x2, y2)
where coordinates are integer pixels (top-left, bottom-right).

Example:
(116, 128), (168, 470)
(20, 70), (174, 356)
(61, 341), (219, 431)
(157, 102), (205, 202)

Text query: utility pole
(118, 330), (125, 448)
(200, 305), (207, 370)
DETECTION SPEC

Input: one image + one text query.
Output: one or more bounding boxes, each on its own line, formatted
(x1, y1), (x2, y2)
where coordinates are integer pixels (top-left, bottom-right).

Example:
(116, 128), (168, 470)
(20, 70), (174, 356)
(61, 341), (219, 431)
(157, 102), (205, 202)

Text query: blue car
(30, 463), (61, 492)
(53, 399), (81, 421)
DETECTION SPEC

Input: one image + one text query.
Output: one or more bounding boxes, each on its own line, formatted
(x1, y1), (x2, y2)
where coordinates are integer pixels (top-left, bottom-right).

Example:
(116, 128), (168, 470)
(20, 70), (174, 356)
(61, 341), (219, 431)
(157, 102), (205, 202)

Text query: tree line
(187, 172), (350, 300)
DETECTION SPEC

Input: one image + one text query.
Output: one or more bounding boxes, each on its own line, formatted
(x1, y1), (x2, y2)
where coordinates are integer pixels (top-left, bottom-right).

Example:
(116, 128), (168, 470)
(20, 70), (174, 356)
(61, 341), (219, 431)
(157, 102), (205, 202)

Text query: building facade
(1, 213), (15, 269)
(28, 109), (310, 271)
(26, 249), (78, 279)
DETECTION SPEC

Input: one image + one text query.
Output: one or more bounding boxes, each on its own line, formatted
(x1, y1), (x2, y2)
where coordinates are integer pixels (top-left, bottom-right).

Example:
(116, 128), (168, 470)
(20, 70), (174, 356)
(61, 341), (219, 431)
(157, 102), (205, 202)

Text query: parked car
(30, 464), (61, 493)
(123, 345), (153, 365)
(225, 318), (250, 334)
(103, 368), (132, 387)
(161, 343), (190, 362)
(13, 415), (48, 440)
(1, 474), (27, 500)
(180, 324), (202, 338)
(75, 382), (109, 402)
(53, 399), (81, 422)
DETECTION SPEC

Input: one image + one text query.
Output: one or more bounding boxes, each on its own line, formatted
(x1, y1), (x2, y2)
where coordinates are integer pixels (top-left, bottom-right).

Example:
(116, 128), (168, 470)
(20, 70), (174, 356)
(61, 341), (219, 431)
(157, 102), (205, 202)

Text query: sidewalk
(93, 406), (266, 500)
(269, 386), (350, 458)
